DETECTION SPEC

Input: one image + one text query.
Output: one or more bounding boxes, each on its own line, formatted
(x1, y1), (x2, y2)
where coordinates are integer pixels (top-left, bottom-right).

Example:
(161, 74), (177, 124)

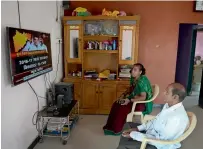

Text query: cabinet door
(74, 82), (82, 100)
(82, 82), (98, 108)
(119, 25), (136, 64)
(64, 21), (82, 63)
(99, 84), (116, 110)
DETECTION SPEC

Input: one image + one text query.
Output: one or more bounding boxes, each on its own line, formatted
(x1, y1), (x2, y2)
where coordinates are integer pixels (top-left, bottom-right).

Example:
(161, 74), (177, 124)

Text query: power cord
(27, 81), (43, 135)
(53, 40), (61, 83)
(17, 0), (43, 135)
(17, 0), (21, 28)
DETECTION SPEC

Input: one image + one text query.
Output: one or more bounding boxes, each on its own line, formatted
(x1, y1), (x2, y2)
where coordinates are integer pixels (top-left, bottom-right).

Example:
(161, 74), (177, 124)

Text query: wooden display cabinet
(63, 16), (140, 114)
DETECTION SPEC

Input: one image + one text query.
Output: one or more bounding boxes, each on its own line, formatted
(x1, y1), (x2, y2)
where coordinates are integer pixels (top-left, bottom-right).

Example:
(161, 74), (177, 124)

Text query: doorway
(175, 23), (203, 108)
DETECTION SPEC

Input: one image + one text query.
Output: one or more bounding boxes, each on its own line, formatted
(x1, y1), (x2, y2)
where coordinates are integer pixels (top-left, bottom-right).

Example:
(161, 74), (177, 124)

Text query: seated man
(117, 83), (189, 149)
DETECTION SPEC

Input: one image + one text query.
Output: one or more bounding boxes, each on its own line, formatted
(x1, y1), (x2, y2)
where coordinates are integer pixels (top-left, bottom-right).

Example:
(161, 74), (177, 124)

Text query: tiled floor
(35, 96), (203, 149)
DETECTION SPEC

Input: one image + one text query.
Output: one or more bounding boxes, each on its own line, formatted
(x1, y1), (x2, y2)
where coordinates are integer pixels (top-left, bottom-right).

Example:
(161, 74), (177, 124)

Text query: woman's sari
(103, 75), (153, 136)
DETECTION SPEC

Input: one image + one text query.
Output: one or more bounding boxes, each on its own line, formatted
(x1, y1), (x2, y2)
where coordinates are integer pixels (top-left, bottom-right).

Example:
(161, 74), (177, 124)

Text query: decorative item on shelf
(103, 41), (109, 50)
(119, 65), (132, 79)
(112, 40), (117, 50)
(85, 39), (117, 51)
(99, 69), (110, 79)
(72, 71), (76, 77)
(99, 41), (103, 50)
(109, 73), (116, 80)
(72, 7), (91, 16)
(93, 41), (99, 50)
(87, 41), (93, 50)
(77, 71), (82, 77)
(84, 70), (98, 79)
(118, 11), (127, 16)
(102, 8), (119, 17)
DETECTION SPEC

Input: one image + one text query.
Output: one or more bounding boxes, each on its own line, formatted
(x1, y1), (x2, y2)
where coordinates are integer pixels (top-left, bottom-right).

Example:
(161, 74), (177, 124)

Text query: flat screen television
(7, 27), (53, 86)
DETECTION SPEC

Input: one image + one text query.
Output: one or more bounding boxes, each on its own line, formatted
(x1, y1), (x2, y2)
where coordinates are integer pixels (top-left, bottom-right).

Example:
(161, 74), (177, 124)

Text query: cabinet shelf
(83, 50), (118, 54)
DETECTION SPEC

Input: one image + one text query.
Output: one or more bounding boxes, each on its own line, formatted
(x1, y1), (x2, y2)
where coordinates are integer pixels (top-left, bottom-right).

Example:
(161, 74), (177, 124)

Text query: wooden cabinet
(81, 82), (116, 114)
(63, 16), (140, 114)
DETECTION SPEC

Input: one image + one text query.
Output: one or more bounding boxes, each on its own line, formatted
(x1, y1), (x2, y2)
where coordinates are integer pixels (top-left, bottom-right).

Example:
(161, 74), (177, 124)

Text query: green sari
(103, 75), (153, 136)
(128, 75), (153, 115)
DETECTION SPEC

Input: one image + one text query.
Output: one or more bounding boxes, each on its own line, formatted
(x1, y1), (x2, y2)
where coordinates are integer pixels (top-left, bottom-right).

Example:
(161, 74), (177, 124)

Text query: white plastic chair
(140, 112), (197, 149)
(126, 84), (159, 123)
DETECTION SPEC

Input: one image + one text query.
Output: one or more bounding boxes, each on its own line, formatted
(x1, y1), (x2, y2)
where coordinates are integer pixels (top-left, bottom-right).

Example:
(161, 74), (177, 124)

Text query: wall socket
(56, 38), (62, 43)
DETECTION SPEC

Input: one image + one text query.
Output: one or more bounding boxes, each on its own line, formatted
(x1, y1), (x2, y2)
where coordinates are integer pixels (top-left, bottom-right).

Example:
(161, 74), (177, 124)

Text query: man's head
(33, 36), (39, 46)
(163, 83), (186, 106)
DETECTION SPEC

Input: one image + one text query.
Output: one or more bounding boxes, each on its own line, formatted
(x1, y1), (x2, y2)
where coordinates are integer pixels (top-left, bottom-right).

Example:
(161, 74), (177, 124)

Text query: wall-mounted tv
(7, 27), (53, 86)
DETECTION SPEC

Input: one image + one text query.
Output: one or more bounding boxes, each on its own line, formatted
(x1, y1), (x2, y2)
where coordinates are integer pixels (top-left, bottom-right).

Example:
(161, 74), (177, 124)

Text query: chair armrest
(131, 100), (151, 113)
(144, 138), (174, 144)
(140, 138), (173, 149)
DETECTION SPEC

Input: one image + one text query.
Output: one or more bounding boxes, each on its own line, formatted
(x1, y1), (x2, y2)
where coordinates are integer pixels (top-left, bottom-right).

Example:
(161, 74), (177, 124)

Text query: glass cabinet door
(119, 25), (136, 64)
(65, 25), (82, 63)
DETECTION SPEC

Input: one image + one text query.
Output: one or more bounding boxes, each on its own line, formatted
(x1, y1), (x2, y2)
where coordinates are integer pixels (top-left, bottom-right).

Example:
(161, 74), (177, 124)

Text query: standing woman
(103, 63), (153, 136)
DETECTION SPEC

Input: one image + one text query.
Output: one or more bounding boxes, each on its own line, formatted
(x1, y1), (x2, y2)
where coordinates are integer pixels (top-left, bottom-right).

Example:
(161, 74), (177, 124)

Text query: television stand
(38, 100), (79, 145)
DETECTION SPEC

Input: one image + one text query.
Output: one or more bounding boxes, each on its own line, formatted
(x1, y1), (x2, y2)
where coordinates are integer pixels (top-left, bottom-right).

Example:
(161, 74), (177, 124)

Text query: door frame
(196, 26), (203, 108)
(185, 25), (203, 95)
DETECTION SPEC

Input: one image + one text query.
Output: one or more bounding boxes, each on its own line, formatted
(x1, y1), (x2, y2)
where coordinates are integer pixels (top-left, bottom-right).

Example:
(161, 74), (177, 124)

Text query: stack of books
(84, 70), (98, 79)
(119, 68), (131, 78)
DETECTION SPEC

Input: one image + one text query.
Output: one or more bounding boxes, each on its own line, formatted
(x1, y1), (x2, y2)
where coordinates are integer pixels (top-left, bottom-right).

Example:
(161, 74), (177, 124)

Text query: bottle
(113, 40), (116, 50)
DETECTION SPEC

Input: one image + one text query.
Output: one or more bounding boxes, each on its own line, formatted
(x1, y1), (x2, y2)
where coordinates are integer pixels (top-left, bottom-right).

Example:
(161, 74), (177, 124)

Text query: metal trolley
(38, 100), (79, 145)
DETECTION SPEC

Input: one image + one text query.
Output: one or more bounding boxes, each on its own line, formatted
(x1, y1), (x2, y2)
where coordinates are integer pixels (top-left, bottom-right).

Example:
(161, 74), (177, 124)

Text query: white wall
(1, 1), (63, 149)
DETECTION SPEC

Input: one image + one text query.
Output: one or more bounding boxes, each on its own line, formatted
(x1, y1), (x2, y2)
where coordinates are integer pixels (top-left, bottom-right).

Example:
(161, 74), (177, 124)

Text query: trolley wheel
(62, 140), (67, 145)
(39, 138), (44, 143)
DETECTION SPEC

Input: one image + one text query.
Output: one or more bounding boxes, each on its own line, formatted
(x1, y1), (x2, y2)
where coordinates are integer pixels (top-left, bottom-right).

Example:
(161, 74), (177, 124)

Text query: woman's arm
(131, 92), (146, 102)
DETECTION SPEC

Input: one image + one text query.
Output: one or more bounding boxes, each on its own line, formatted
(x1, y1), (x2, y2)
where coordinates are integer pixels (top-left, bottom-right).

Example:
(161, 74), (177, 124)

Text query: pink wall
(195, 31), (203, 59)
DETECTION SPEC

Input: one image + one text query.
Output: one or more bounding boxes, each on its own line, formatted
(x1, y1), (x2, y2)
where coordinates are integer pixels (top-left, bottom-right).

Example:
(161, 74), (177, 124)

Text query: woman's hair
(131, 63), (146, 75)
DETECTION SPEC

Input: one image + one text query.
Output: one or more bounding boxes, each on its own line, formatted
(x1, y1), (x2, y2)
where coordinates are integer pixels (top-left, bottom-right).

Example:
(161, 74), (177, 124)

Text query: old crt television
(7, 27), (53, 86)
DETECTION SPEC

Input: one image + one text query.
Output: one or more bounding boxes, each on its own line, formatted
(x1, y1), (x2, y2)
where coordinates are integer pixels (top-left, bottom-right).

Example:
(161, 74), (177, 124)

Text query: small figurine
(99, 42), (103, 50)
(72, 7), (91, 16)
(87, 41), (93, 50)
(118, 11), (127, 16)
(103, 41), (109, 50)
(102, 8), (121, 17)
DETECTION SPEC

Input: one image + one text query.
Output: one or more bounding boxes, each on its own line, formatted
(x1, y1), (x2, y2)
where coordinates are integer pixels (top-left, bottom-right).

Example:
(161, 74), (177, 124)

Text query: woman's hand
(121, 98), (130, 105)
(122, 128), (138, 135)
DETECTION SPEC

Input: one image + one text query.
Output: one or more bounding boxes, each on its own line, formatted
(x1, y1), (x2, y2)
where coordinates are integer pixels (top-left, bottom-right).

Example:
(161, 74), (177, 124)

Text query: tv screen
(7, 27), (53, 86)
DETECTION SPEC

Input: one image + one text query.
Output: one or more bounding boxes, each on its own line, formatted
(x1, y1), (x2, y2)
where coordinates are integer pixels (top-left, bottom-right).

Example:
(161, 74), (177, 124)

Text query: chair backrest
(154, 112), (197, 144)
(173, 112), (197, 143)
(148, 84), (159, 103)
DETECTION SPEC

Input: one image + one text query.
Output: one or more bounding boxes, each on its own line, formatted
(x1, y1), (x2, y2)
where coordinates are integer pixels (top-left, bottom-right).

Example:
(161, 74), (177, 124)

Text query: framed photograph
(194, 0), (203, 12)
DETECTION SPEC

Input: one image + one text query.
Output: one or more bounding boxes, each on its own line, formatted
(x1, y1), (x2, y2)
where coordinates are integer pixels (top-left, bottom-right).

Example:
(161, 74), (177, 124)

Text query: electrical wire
(17, 0), (42, 135)
(56, 0), (58, 22)
(53, 40), (61, 83)
(17, 0), (21, 28)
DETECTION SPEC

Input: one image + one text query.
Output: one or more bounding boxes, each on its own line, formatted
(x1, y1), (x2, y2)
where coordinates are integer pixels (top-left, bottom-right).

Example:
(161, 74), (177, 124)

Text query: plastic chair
(140, 112), (197, 149)
(126, 84), (159, 123)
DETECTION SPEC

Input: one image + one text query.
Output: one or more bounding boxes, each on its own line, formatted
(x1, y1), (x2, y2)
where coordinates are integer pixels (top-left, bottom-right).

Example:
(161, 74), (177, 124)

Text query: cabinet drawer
(117, 84), (129, 92)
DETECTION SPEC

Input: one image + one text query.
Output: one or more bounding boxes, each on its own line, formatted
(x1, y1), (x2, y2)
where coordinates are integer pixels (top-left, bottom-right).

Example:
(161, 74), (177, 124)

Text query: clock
(194, 0), (203, 12)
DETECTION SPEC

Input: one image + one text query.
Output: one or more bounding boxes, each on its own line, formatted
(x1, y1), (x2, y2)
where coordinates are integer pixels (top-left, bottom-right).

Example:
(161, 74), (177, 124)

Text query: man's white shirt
(130, 102), (189, 149)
